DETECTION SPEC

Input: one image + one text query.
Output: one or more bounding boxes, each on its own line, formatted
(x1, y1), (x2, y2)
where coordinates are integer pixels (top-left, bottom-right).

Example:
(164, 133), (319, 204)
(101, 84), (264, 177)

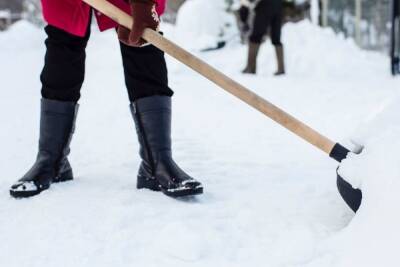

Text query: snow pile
(335, 98), (400, 267)
(174, 0), (228, 50)
(0, 20), (43, 49)
(282, 20), (386, 78)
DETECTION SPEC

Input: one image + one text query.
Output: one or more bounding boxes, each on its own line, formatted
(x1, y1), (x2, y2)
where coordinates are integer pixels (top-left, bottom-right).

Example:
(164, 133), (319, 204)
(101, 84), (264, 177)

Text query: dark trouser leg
(270, 13), (285, 75)
(119, 42), (173, 101)
(41, 25), (91, 102)
(248, 2), (269, 45)
(245, 3), (268, 74)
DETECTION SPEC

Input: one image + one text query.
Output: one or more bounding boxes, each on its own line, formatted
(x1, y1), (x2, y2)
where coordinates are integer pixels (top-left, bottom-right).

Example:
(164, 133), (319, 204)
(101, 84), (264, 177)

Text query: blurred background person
(239, 0), (285, 75)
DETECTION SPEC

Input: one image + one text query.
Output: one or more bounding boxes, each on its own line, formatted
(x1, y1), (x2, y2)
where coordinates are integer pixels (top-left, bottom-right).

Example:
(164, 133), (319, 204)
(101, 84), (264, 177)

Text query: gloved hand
(238, 5), (250, 26)
(118, 0), (160, 47)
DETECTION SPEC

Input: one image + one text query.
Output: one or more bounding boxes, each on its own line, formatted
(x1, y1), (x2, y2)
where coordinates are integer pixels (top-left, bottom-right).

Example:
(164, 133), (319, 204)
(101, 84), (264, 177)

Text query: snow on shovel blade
(329, 143), (363, 212)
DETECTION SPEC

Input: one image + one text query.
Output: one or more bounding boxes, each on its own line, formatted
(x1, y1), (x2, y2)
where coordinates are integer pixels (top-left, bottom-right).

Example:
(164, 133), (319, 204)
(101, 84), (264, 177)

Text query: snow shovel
(82, 0), (362, 211)
(200, 40), (227, 52)
(200, 33), (239, 52)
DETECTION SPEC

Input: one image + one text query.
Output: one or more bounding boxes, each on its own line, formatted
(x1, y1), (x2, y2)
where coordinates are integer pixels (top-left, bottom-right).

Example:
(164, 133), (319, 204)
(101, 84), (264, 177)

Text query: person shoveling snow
(11, 0), (381, 216)
(9, 0), (390, 223)
(9, 0), (204, 199)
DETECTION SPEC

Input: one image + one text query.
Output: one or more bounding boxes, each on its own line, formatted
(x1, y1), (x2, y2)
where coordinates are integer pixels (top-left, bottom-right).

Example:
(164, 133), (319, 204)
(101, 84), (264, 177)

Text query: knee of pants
(272, 39), (282, 46)
(249, 34), (263, 44)
(120, 42), (174, 102)
(41, 26), (89, 102)
(337, 176), (362, 212)
(271, 30), (282, 46)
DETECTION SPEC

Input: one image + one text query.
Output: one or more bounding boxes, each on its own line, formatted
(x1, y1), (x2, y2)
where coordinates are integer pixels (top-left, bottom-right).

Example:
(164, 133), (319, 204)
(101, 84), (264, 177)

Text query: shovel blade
(337, 172), (362, 212)
(330, 143), (363, 212)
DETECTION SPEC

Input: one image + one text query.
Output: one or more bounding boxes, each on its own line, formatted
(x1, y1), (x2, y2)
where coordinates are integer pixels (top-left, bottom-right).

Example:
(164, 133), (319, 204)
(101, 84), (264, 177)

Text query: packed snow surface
(1, 19), (399, 267)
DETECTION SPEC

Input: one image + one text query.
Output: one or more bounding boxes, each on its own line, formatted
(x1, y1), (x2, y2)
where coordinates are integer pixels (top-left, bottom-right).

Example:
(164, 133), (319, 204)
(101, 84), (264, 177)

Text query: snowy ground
(0, 20), (399, 267)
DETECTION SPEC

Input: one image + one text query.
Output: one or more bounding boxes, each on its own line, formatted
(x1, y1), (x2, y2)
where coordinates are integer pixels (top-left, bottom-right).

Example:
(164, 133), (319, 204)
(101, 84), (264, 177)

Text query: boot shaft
(12, 98), (79, 195)
(130, 96), (203, 197)
(39, 98), (78, 163)
(130, 96), (172, 162)
(274, 45), (285, 74)
(243, 42), (261, 74)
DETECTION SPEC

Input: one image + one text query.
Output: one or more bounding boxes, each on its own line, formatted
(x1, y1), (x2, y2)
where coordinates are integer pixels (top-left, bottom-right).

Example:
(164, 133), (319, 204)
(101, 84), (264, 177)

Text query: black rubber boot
(130, 96), (203, 197)
(10, 99), (78, 198)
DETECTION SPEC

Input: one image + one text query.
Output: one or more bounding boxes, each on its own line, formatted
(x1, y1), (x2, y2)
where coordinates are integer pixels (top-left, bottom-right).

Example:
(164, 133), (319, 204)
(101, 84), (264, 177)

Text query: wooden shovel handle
(83, 0), (336, 155)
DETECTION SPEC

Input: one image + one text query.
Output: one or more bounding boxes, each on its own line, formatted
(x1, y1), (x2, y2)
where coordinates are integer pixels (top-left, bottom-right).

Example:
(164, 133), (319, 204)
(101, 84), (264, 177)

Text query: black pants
(41, 25), (173, 103)
(248, 0), (283, 46)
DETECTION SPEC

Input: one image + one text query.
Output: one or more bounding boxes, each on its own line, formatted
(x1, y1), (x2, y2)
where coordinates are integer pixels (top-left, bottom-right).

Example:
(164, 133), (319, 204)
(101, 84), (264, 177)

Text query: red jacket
(41, 0), (166, 37)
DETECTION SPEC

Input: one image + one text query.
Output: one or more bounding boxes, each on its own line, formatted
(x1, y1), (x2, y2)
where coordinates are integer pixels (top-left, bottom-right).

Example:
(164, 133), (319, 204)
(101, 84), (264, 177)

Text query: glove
(118, 0), (160, 47)
(238, 5), (250, 25)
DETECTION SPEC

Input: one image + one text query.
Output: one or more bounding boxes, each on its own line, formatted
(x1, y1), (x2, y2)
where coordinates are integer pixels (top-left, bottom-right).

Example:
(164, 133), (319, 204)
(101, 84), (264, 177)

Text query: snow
(1, 18), (399, 267)
(337, 100), (400, 267)
(0, 10), (11, 18)
(174, 0), (228, 50)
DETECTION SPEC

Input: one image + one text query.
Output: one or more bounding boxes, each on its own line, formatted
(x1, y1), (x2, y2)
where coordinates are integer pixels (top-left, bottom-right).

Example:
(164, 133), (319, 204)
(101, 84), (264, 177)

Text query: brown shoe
(274, 45), (285, 76)
(242, 42), (261, 74)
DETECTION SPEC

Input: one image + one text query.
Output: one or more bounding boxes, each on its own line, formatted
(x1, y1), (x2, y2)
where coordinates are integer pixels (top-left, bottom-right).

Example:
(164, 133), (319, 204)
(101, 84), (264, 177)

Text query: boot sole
(9, 187), (48, 198)
(10, 170), (74, 199)
(137, 175), (162, 191)
(53, 169), (74, 183)
(161, 186), (204, 198)
(137, 175), (203, 197)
